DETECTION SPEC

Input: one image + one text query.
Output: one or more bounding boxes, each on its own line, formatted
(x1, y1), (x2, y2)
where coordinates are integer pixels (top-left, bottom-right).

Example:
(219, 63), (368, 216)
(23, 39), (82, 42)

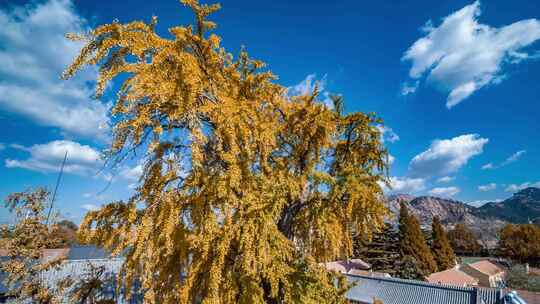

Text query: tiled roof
(348, 269), (391, 278)
(67, 246), (108, 260)
(468, 260), (504, 276)
(323, 259), (371, 273)
(426, 268), (479, 287)
(41, 258), (141, 303)
(345, 274), (503, 304)
(0, 246), (108, 261)
(41, 248), (70, 263)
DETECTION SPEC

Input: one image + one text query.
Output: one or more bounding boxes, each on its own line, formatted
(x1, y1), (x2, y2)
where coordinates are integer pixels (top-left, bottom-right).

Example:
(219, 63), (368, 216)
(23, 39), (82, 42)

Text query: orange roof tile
(41, 248), (70, 263)
(468, 260), (504, 276)
(322, 259), (371, 274)
(426, 268), (479, 287)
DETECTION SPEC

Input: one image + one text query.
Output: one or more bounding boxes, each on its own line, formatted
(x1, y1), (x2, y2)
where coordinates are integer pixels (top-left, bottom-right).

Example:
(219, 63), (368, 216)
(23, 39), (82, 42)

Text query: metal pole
(46, 151), (68, 225)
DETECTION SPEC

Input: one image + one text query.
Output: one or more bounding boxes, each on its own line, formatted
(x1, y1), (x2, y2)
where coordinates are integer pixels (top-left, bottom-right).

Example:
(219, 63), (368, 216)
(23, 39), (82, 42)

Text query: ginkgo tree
(64, 1), (390, 303)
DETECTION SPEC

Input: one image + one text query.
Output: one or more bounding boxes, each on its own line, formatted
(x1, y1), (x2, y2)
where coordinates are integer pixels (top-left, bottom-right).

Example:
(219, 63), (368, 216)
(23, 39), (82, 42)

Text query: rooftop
(345, 273), (503, 304)
(322, 259), (371, 274)
(426, 268), (479, 287)
(468, 260), (505, 276)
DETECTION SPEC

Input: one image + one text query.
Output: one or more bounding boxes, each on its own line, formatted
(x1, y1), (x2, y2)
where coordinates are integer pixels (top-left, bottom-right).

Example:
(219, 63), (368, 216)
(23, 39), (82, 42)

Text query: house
(426, 267), (479, 287)
(461, 260), (506, 288)
(346, 273), (506, 304)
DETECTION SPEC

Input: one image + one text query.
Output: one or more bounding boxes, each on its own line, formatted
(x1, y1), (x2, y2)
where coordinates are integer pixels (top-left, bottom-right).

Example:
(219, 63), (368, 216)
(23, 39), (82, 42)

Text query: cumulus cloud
(482, 150), (526, 170)
(0, 0), (109, 139)
(437, 176), (454, 183)
(288, 74), (333, 108)
(379, 176), (426, 194)
(388, 154), (395, 165)
(428, 186), (460, 197)
(5, 140), (102, 175)
(409, 134), (488, 178)
(478, 183), (497, 191)
(402, 1), (540, 108)
(505, 181), (540, 192)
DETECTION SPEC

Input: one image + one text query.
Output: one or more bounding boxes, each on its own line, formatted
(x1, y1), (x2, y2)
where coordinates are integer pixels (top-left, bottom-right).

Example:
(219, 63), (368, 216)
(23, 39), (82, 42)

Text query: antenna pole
(46, 151), (68, 225)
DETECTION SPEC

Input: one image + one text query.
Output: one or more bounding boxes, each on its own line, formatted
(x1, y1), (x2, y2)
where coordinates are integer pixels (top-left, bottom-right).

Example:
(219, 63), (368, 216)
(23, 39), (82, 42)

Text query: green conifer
(354, 224), (400, 276)
(431, 216), (456, 271)
(398, 202), (437, 277)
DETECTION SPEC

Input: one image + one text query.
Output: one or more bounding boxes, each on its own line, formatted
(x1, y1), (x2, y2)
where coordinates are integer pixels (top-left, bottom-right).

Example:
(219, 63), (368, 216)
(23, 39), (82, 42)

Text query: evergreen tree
(398, 202), (437, 278)
(396, 255), (424, 280)
(447, 223), (482, 256)
(431, 216), (456, 271)
(354, 224), (400, 276)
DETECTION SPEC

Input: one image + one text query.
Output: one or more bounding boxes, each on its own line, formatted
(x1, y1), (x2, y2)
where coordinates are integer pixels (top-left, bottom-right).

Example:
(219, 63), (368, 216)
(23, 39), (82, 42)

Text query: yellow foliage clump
(64, 1), (389, 303)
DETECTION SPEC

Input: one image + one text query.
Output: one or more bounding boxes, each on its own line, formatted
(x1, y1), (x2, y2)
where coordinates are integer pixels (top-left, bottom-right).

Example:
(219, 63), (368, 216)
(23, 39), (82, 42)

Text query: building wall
(461, 264), (492, 287)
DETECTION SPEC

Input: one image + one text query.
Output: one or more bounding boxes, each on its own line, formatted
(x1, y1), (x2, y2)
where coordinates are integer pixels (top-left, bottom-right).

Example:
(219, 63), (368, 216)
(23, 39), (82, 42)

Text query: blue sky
(1, 0), (539, 223)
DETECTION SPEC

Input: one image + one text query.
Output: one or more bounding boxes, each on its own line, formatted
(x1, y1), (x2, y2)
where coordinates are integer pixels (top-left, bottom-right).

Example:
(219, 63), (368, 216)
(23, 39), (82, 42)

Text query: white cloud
(437, 176), (454, 183)
(0, 143), (4, 151)
(81, 204), (99, 211)
(379, 176), (426, 194)
(402, 1), (540, 108)
(501, 150), (526, 166)
(437, 176), (455, 183)
(120, 164), (143, 181)
(482, 150), (526, 170)
(0, 0), (109, 139)
(409, 134), (488, 178)
(401, 81), (419, 95)
(388, 154), (395, 165)
(478, 183), (497, 191)
(5, 140), (102, 175)
(505, 181), (540, 192)
(377, 125), (400, 144)
(481, 163), (495, 170)
(428, 186), (460, 197)
(467, 198), (502, 207)
(288, 74), (333, 108)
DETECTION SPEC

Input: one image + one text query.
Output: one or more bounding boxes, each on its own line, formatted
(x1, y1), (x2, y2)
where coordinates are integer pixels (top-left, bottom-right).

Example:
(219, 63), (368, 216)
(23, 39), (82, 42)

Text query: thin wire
(46, 151), (68, 226)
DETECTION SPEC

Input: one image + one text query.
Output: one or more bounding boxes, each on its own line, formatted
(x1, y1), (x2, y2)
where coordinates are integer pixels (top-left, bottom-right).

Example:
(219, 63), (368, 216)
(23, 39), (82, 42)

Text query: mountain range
(385, 187), (540, 247)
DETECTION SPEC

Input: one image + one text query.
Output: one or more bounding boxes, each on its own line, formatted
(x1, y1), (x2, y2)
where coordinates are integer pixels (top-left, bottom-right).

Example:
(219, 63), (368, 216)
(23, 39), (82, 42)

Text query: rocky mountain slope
(384, 187), (540, 246)
(474, 187), (540, 224)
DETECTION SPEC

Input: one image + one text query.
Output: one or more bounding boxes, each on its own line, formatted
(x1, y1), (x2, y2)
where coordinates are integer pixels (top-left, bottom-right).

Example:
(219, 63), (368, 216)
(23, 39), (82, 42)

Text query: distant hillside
(383, 188), (540, 247)
(473, 187), (540, 224)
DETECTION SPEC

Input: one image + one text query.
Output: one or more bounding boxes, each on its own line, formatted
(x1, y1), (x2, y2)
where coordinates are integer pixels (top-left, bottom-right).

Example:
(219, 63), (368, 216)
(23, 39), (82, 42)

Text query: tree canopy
(398, 202), (437, 278)
(447, 223), (482, 256)
(353, 223), (400, 276)
(431, 216), (456, 271)
(63, 1), (389, 303)
(499, 224), (540, 266)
